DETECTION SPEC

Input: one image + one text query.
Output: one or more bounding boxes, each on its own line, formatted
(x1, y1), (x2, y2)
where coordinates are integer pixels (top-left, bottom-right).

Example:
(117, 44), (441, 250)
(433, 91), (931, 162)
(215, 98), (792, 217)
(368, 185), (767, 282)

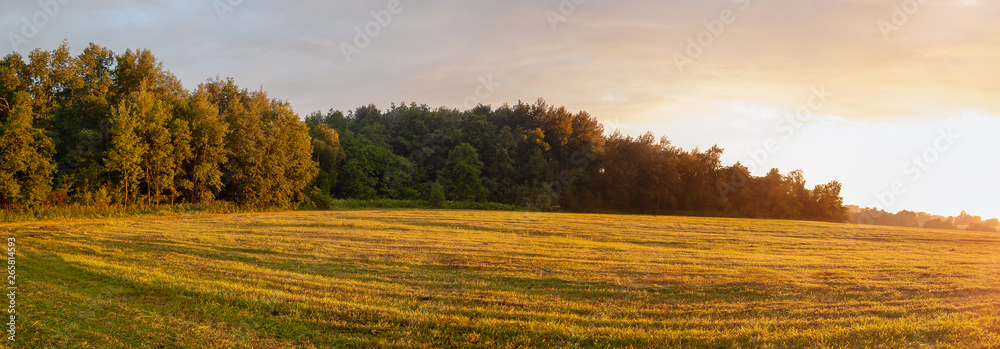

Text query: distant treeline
(0, 42), (847, 222)
(849, 207), (999, 232)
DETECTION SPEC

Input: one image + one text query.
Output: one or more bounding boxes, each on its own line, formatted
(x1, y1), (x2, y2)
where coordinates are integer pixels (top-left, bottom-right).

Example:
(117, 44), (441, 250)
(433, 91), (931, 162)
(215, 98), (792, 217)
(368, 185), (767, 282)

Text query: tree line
(0, 42), (848, 222)
(849, 207), (999, 232)
(1, 43), (314, 209)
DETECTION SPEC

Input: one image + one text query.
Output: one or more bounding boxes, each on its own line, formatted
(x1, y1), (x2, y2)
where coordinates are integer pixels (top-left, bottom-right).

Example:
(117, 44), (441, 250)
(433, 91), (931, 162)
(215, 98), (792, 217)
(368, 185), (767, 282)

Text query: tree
(966, 222), (997, 233)
(308, 123), (345, 200)
(76, 43), (115, 97)
(221, 89), (317, 207)
(112, 48), (184, 104)
(894, 210), (919, 227)
(261, 99), (319, 207)
(336, 131), (412, 199)
(0, 92), (55, 208)
(1, 42), (865, 221)
(428, 181), (446, 208)
(676, 145), (724, 212)
(49, 44), (115, 201)
(135, 87), (174, 205)
(106, 93), (145, 205)
(955, 211), (982, 226)
(811, 181), (847, 222)
(923, 218), (956, 230)
(167, 117), (193, 204)
(443, 143), (485, 202)
(184, 91), (228, 203)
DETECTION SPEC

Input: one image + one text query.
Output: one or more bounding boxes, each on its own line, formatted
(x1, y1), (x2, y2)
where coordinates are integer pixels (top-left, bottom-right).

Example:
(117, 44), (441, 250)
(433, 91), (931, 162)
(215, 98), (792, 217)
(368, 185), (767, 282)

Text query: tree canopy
(1, 43), (316, 209)
(1, 42), (859, 223)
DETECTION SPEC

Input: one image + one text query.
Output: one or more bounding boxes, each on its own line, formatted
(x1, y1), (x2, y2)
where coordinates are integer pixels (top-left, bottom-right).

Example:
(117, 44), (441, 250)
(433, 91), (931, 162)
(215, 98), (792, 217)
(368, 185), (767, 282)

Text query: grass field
(4, 210), (1000, 348)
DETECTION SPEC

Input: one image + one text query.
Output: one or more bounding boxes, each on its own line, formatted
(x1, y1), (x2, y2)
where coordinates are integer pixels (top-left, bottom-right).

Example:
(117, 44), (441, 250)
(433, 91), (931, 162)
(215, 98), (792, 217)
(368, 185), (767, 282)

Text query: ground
(4, 210), (1000, 348)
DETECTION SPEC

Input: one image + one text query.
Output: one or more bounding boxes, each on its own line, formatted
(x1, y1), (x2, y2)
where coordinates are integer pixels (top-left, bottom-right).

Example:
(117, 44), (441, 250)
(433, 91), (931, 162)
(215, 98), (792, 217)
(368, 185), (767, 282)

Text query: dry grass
(4, 210), (1000, 348)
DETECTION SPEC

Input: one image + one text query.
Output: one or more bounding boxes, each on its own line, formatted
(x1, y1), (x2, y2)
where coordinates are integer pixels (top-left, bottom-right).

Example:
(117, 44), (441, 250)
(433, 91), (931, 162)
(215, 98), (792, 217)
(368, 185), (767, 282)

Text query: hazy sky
(2, 0), (997, 218)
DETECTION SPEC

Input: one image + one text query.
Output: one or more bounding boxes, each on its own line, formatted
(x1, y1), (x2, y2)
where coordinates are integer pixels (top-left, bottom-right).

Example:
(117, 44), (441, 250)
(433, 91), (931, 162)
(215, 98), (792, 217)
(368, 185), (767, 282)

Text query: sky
(1, 0), (997, 218)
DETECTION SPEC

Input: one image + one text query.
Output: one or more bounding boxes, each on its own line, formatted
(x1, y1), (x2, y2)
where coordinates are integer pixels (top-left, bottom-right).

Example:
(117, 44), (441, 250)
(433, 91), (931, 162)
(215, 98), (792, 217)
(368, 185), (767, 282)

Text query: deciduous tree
(443, 143), (485, 202)
(0, 92), (55, 208)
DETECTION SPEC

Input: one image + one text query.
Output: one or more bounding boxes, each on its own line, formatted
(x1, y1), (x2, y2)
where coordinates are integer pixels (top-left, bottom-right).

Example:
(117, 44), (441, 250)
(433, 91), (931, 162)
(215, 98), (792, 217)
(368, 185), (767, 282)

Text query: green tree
(76, 43), (115, 97)
(265, 99), (321, 207)
(50, 44), (115, 201)
(308, 123), (345, 200)
(184, 91), (228, 203)
(135, 88), (174, 205)
(167, 117), (193, 204)
(428, 180), (446, 208)
(112, 48), (185, 104)
(812, 181), (847, 222)
(219, 87), (317, 208)
(106, 94), (146, 205)
(0, 92), (55, 208)
(443, 143), (485, 202)
(336, 132), (412, 199)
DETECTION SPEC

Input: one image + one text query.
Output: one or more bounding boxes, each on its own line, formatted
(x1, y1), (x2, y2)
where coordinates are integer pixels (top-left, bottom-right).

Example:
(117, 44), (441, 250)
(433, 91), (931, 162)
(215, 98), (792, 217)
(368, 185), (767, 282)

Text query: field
(4, 210), (1000, 348)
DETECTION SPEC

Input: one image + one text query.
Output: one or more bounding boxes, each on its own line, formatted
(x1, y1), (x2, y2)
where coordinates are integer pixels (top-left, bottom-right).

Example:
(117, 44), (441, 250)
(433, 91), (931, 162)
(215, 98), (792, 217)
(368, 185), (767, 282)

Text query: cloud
(1, 0), (996, 216)
(6, 0), (995, 121)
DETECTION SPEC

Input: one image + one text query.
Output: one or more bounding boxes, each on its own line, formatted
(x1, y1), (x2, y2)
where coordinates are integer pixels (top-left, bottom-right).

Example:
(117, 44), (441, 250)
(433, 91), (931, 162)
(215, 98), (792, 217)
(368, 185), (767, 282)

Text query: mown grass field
(4, 210), (1000, 348)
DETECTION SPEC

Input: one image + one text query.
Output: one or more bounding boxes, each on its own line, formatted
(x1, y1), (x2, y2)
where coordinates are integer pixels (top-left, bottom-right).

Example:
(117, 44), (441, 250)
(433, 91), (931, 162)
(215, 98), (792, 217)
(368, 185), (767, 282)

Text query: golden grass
(4, 210), (1000, 348)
